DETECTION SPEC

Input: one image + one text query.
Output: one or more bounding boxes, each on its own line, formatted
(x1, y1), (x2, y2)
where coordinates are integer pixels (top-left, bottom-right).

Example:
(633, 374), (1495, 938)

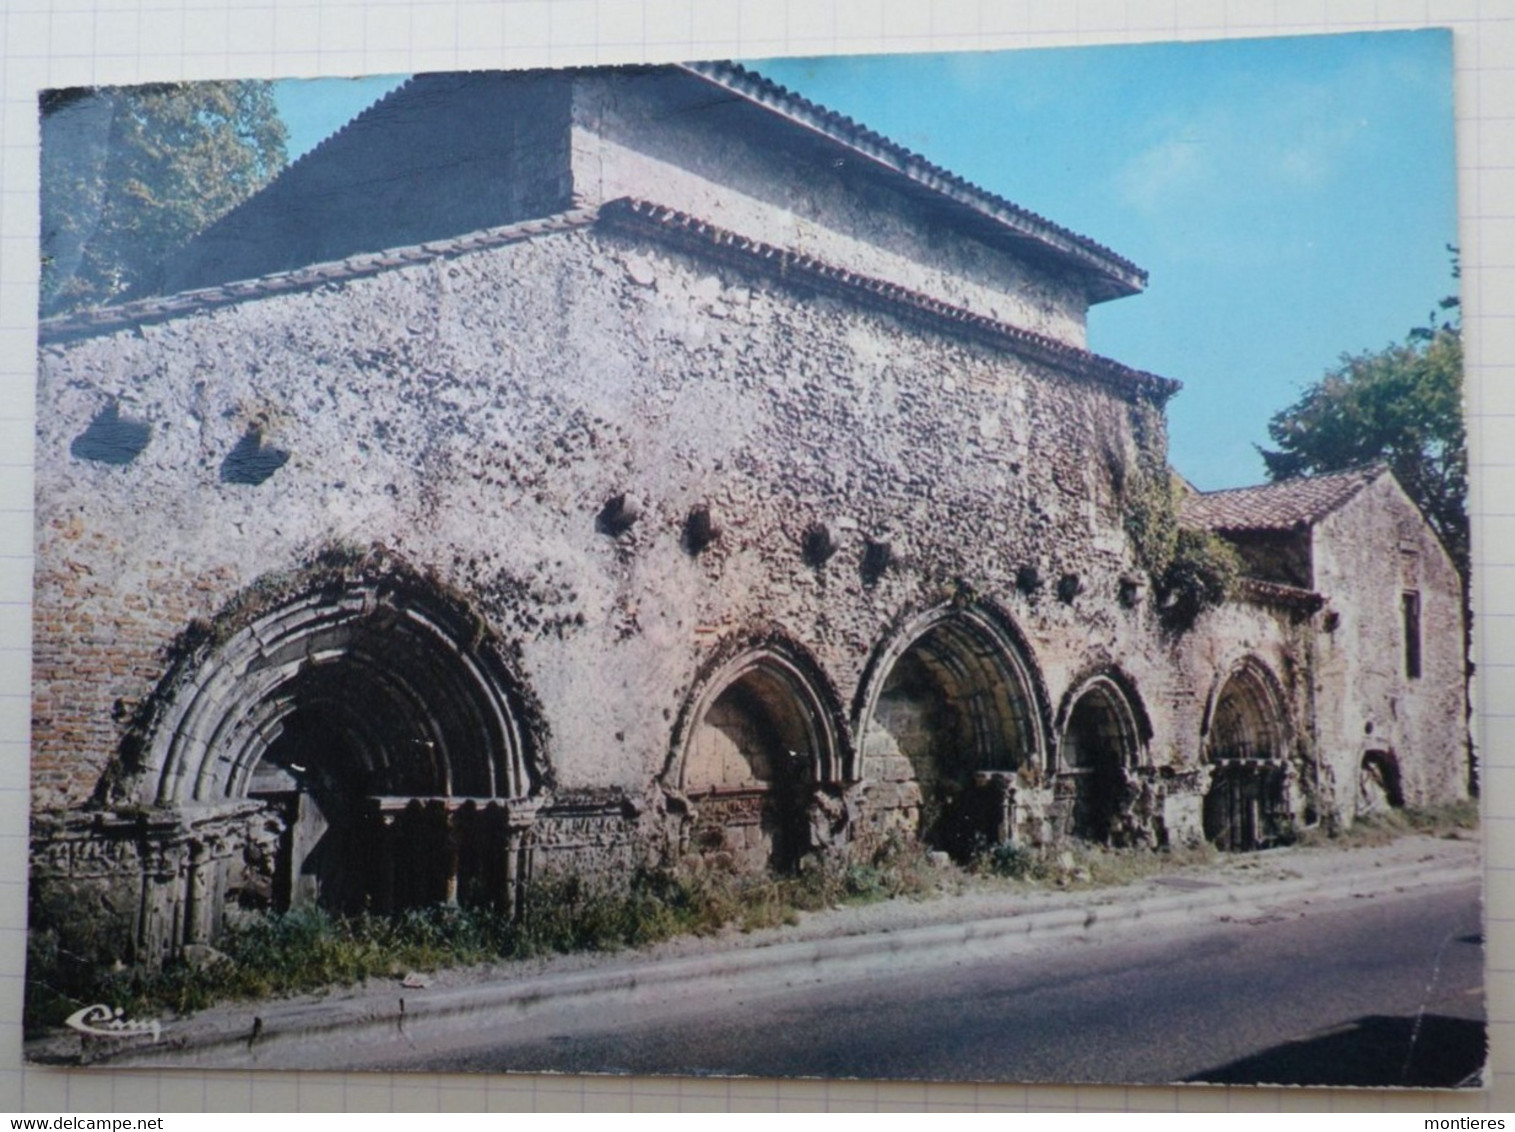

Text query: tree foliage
(40, 81), (288, 317)
(1260, 275), (1466, 577)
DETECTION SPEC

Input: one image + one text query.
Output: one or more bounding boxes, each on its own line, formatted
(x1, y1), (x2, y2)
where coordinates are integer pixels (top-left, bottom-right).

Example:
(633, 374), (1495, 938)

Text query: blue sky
(276, 74), (406, 157)
(275, 31), (1458, 490)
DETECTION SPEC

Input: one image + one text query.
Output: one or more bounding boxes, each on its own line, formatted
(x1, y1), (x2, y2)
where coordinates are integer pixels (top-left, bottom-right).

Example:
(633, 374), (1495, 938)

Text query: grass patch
(26, 875), (678, 1035)
(1294, 799), (1480, 849)
(29, 805), (1472, 1036)
(25, 842), (946, 1036)
(969, 839), (1218, 889)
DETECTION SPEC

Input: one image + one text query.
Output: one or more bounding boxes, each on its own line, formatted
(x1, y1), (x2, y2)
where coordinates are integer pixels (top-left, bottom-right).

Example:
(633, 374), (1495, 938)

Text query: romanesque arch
(1056, 672), (1148, 843)
(857, 602), (1049, 858)
(1201, 657), (1293, 851)
(669, 637), (846, 873)
(136, 571), (544, 933)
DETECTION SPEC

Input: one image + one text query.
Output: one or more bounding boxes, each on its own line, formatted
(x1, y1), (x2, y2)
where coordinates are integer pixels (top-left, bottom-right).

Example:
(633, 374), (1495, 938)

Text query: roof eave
(1234, 578), (1326, 614)
(39, 195), (1180, 408)
(599, 198), (1176, 403)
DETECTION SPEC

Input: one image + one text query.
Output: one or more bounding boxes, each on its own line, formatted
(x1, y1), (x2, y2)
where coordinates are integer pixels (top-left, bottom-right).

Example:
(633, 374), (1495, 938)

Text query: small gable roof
(1183, 465), (1389, 534)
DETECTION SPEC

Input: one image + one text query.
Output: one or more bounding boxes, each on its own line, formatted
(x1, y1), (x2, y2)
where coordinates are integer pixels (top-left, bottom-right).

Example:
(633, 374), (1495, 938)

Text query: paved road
(384, 880), (1484, 1086)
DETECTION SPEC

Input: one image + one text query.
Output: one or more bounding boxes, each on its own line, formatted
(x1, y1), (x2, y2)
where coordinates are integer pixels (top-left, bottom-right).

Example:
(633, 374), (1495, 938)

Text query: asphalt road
(385, 880), (1485, 1086)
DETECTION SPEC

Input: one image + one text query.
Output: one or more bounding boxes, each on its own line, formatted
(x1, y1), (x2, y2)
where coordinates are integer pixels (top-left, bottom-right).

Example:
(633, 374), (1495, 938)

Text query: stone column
(182, 838), (212, 945)
(136, 835), (180, 965)
(502, 800), (542, 920)
(973, 771), (1018, 845)
(370, 802), (396, 915)
(439, 801), (460, 906)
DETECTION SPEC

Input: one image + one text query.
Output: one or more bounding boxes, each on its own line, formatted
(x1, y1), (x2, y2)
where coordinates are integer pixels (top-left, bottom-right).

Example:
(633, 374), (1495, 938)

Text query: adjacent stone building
(30, 63), (1469, 967)
(1184, 466), (1468, 834)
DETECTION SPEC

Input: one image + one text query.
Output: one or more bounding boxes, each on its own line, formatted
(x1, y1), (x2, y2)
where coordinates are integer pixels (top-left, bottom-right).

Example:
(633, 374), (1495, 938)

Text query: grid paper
(1, 0), (1511, 1113)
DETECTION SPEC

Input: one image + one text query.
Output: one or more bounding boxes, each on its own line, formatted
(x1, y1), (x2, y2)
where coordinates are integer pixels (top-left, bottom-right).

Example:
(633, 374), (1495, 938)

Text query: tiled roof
(1182, 465), (1387, 533)
(41, 196), (1180, 405)
(683, 61), (1147, 302)
(1234, 578), (1325, 613)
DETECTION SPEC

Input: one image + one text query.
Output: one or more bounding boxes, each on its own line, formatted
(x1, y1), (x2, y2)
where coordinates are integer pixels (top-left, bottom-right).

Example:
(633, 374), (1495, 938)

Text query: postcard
(26, 31), (1480, 1087)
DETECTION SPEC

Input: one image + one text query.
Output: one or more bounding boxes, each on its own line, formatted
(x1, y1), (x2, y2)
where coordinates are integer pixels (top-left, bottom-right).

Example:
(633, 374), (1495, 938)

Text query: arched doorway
(859, 605), (1046, 858)
(677, 647), (843, 874)
(1357, 750), (1404, 817)
(143, 576), (541, 929)
(1059, 677), (1143, 843)
(1202, 660), (1292, 851)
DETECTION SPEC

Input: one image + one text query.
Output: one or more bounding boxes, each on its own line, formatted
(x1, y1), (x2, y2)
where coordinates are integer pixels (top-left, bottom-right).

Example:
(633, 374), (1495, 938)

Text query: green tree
(1259, 279), (1466, 578)
(40, 81), (287, 317)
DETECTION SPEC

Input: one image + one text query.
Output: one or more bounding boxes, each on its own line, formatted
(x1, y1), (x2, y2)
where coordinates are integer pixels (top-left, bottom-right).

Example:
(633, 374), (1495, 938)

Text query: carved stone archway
(1201, 658), (1293, 851)
(1058, 674), (1146, 843)
(132, 570), (544, 950)
(669, 639), (847, 874)
(857, 603), (1049, 858)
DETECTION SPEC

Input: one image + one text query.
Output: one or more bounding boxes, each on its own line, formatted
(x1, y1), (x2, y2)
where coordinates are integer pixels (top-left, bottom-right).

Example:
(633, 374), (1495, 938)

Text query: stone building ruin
(30, 63), (1470, 967)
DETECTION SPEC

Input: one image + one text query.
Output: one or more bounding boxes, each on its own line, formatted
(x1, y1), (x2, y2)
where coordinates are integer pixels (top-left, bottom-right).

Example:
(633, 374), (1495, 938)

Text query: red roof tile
(599, 198), (1177, 403)
(42, 196), (1181, 407)
(1182, 466), (1387, 533)
(1235, 578), (1325, 612)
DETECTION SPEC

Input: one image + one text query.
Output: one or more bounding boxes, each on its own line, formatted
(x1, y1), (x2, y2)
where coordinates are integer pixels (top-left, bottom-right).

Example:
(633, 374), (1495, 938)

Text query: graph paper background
(1, 0), (1511, 1113)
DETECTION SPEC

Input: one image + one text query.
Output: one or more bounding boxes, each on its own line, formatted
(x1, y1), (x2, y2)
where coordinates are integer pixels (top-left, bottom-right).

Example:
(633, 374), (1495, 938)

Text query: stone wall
(1311, 473), (1468, 814)
(32, 195), (1467, 965)
(1174, 590), (1324, 842)
(37, 216), (1173, 815)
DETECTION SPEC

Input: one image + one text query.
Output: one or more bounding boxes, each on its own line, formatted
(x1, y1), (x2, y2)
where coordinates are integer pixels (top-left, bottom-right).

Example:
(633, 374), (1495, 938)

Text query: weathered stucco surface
(39, 220), (1160, 807)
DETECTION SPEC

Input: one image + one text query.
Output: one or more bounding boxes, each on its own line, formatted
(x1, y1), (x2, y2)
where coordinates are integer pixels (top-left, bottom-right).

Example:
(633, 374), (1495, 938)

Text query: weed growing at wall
(970, 839), (1217, 888)
(1122, 404), (1180, 578)
(1296, 799), (1479, 849)
(1158, 527), (1241, 630)
(23, 846), (946, 1035)
(1121, 402), (1239, 631)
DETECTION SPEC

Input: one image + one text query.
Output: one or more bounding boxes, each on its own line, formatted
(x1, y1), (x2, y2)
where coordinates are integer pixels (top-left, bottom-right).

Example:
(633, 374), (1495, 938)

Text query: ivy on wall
(1123, 401), (1239, 631)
